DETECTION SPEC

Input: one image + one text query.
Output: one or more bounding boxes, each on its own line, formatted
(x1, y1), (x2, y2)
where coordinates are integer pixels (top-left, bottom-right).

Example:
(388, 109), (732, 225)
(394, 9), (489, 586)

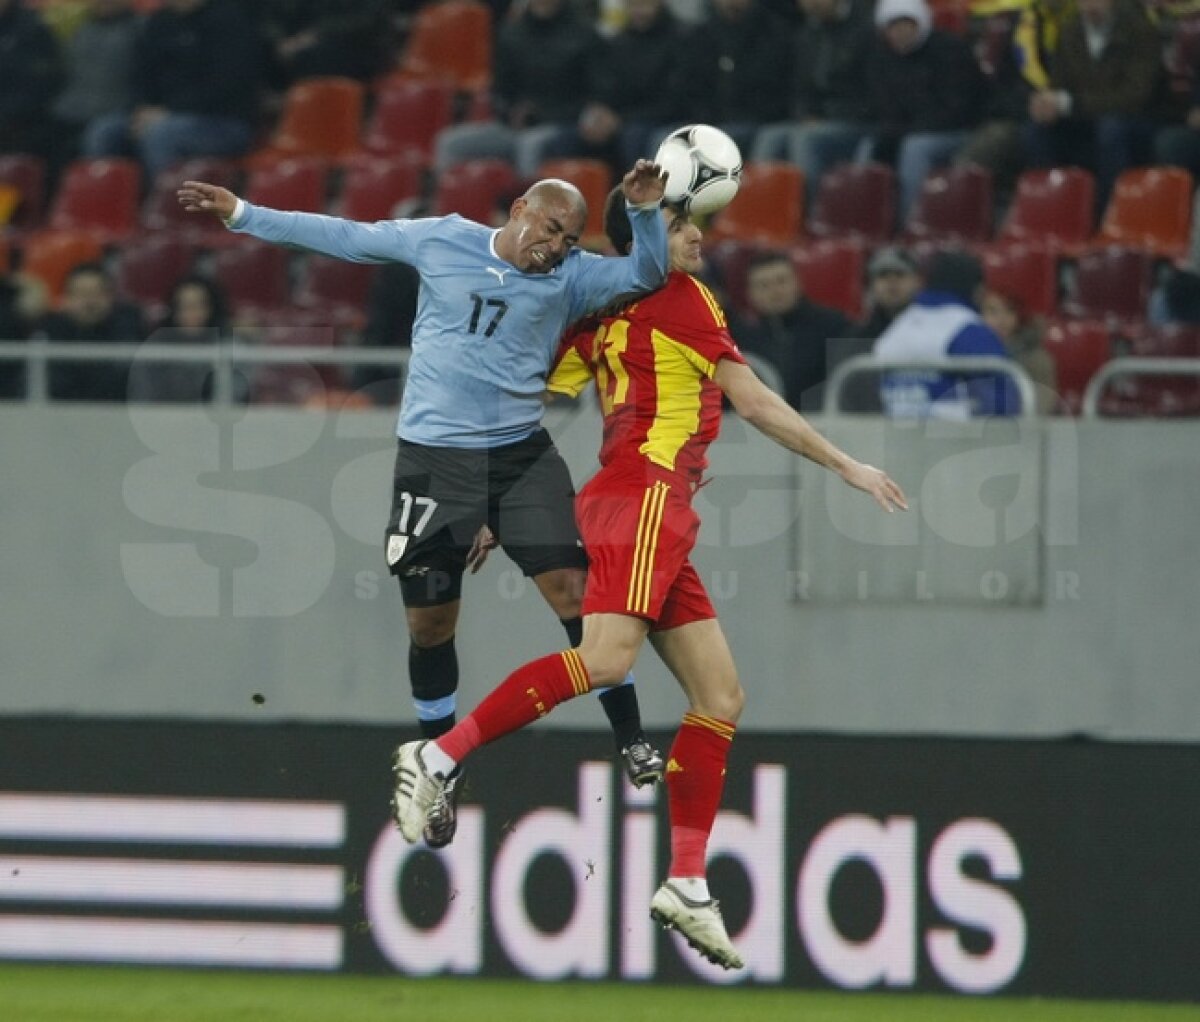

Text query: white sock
(419, 740), (458, 779)
(669, 876), (711, 902)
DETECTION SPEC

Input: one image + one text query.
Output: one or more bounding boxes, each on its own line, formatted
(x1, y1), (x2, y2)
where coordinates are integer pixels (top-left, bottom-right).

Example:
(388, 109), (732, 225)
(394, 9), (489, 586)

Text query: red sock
(666, 712), (735, 878)
(436, 649), (590, 762)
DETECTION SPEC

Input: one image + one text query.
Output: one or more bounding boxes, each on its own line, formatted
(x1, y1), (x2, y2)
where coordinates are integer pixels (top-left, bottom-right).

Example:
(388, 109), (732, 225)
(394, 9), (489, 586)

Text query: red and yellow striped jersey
(549, 271), (745, 481)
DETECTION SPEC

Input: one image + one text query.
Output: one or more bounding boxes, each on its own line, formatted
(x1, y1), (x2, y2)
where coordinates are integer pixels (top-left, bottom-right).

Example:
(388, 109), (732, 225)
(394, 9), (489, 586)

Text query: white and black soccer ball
(654, 124), (743, 217)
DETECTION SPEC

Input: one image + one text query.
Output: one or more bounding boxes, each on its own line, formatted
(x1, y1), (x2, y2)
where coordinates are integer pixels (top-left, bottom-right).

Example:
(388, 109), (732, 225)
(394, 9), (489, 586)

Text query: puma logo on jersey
(486, 266), (510, 286)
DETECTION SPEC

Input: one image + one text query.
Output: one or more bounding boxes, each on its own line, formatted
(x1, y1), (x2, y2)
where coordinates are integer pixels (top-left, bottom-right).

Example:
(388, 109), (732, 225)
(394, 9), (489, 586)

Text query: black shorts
(384, 429), (588, 607)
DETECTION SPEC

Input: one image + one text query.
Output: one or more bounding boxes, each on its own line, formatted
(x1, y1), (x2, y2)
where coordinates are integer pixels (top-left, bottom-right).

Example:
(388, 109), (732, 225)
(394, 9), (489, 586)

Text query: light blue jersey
(229, 203), (668, 447)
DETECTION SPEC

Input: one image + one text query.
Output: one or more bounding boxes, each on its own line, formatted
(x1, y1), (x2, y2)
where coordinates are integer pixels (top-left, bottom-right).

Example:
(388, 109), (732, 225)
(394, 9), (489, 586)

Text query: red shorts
(576, 464), (716, 631)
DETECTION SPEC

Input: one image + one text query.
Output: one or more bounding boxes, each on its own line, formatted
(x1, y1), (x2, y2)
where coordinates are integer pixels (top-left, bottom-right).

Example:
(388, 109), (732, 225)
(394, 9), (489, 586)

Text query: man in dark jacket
(83, 0), (261, 178)
(751, 0), (876, 202)
(864, 0), (986, 217)
(0, 0), (61, 159)
(1022, 0), (1162, 208)
(735, 249), (851, 411)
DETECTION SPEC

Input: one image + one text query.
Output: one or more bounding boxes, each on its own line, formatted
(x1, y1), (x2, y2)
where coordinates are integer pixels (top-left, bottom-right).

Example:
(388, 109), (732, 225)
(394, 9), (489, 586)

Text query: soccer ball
(654, 124), (743, 217)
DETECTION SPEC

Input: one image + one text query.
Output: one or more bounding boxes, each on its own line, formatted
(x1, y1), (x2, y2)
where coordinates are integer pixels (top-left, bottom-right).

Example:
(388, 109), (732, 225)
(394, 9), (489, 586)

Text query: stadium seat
(246, 308), (352, 406)
(245, 158), (328, 215)
(982, 242), (1059, 319)
(397, 0), (493, 93)
(536, 158), (613, 244)
(1043, 318), (1112, 414)
(141, 158), (241, 240)
(363, 77), (457, 161)
(249, 77), (364, 165)
(703, 238), (764, 316)
(789, 238), (865, 319)
(1098, 323), (1200, 417)
(1061, 245), (1152, 324)
(1095, 167), (1193, 260)
(708, 162), (805, 245)
(929, 0), (969, 34)
(433, 159), (521, 223)
(0, 154), (47, 232)
(113, 234), (196, 318)
(0, 235), (10, 274)
(998, 167), (1095, 253)
(809, 162), (896, 244)
(48, 158), (141, 242)
(212, 239), (291, 318)
(905, 164), (994, 245)
(337, 152), (425, 222)
(20, 230), (106, 301)
(294, 256), (376, 329)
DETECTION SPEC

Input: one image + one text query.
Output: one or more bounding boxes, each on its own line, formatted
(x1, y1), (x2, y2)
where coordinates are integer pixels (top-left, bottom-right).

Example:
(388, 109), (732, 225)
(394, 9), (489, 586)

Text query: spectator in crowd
(433, 0), (604, 177)
(1154, 53), (1200, 177)
(0, 0), (62, 159)
(256, 0), (391, 88)
(873, 250), (1020, 418)
(864, 0), (987, 218)
(33, 263), (144, 402)
(857, 244), (921, 338)
(0, 271), (47, 399)
(980, 284), (1059, 413)
(568, 0), (689, 175)
(128, 276), (247, 403)
(735, 249), (851, 411)
(83, 0), (260, 179)
(751, 0), (876, 203)
(677, 0), (793, 155)
(1021, 0), (1162, 210)
(49, 0), (139, 172)
(1149, 262), (1200, 325)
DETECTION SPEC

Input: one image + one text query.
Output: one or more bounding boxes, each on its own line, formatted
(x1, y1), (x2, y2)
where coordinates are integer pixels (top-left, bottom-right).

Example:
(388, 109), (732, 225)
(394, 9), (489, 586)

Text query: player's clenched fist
(177, 181), (239, 221)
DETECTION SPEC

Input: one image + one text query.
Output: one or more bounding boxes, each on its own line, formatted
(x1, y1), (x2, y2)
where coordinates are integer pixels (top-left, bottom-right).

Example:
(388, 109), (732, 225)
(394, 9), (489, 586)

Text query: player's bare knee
(578, 648), (636, 689)
(695, 680), (745, 723)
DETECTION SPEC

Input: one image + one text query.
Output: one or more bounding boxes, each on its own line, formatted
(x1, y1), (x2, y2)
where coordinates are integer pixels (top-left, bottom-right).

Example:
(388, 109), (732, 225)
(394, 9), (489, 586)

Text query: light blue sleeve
(564, 202), (668, 322)
(229, 204), (421, 264)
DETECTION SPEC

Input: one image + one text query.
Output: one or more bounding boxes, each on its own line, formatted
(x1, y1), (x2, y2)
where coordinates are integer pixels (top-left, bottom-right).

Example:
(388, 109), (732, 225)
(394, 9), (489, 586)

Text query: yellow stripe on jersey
(682, 711), (736, 741)
(639, 329), (711, 471)
(685, 274), (727, 329)
(627, 481), (669, 615)
(561, 648), (590, 695)
(546, 345), (592, 398)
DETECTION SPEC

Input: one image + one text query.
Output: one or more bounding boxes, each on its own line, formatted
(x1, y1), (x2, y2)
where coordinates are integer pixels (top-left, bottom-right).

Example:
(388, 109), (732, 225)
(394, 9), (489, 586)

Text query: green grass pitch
(2, 966), (1196, 1022)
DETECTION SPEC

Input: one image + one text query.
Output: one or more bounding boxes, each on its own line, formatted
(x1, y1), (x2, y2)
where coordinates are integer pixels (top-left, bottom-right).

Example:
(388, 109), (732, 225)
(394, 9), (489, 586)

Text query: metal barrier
(822, 354), (1038, 419)
(1081, 357), (1200, 418)
(0, 340), (412, 405)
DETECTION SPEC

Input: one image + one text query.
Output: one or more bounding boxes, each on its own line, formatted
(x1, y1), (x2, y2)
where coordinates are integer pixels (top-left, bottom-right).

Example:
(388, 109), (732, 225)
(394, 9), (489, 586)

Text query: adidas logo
(666, 758), (683, 774)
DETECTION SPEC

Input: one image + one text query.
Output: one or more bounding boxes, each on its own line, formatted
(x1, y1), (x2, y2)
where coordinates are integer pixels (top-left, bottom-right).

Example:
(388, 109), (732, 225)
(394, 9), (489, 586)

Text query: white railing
(822, 354), (1038, 419)
(1081, 357), (1200, 418)
(0, 340), (412, 404)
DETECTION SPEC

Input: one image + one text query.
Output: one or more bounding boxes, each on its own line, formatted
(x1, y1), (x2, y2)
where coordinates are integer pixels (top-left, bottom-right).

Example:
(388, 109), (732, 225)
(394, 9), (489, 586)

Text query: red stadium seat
(1098, 324), (1200, 417)
(245, 158), (328, 215)
(212, 239), (291, 317)
(246, 308), (352, 406)
(905, 164), (994, 245)
(809, 162), (896, 244)
(1043, 318), (1112, 414)
(249, 77), (364, 165)
(433, 159), (521, 223)
(397, 0), (493, 93)
(20, 229), (105, 301)
(113, 234), (196, 317)
(294, 256), (376, 329)
(708, 162), (804, 245)
(363, 77), (456, 161)
(1095, 167), (1193, 260)
(1061, 245), (1152, 324)
(982, 242), (1059, 319)
(702, 238), (765, 317)
(998, 167), (1095, 253)
(337, 153), (425, 222)
(0, 154), (47, 232)
(48, 158), (141, 242)
(536, 158), (613, 244)
(789, 238), (865, 319)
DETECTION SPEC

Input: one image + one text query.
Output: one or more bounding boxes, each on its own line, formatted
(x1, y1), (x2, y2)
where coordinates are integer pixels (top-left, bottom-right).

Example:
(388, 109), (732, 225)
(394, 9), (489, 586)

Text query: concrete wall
(1, 403), (1197, 740)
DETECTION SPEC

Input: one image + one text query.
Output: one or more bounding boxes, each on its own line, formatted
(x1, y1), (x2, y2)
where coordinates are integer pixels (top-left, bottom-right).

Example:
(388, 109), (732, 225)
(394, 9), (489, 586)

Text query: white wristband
(224, 197), (246, 227)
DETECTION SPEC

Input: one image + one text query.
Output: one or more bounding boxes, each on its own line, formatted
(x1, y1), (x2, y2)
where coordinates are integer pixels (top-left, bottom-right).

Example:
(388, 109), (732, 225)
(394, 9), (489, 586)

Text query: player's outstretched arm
(620, 159), (668, 207)
(178, 180), (238, 221)
(715, 360), (908, 513)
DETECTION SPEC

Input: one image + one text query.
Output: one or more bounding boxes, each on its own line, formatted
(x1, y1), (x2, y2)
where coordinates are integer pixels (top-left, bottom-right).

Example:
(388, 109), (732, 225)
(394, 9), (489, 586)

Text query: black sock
(598, 683), (644, 751)
(560, 615), (584, 647)
(410, 636), (458, 740)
